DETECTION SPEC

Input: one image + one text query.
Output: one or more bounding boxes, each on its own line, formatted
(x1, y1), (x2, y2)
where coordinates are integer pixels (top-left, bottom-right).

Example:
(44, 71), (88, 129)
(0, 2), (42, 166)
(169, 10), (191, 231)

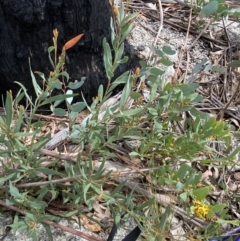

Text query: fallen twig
(0, 200), (105, 241)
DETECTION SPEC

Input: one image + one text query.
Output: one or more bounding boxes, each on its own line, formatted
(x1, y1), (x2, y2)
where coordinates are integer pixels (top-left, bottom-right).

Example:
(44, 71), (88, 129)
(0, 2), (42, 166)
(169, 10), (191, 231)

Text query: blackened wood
(0, 0), (139, 105)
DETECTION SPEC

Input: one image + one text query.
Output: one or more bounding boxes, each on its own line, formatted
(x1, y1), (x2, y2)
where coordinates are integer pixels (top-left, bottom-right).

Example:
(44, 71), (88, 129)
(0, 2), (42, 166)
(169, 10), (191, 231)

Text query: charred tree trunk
(0, 0), (138, 105)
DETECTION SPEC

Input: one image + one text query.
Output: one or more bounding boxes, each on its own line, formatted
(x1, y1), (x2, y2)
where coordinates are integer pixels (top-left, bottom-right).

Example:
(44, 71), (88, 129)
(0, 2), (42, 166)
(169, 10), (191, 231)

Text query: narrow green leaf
(15, 82), (34, 106)
(59, 210), (78, 218)
(29, 230), (38, 241)
(28, 200), (47, 210)
(108, 71), (130, 93)
(116, 56), (128, 64)
(103, 38), (113, 79)
(48, 46), (55, 69)
(106, 70), (114, 79)
(68, 80), (84, 89)
(110, 17), (116, 48)
(210, 204), (226, 213)
(129, 91), (142, 100)
(42, 224), (53, 241)
(120, 24), (134, 43)
(180, 192), (188, 201)
(136, 198), (155, 211)
(120, 12), (139, 28)
(114, 212), (122, 227)
(111, 180), (127, 197)
(70, 102), (86, 113)
(155, 48), (164, 57)
(83, 183), (91, 202)
(115, 42), (124, 64)
(0, 173), (16, 184)
(192, 58), (208, 74)
(34, 71), (46, 80)
(13, 106), (24, 133)
(139, 60), (147, 68)
(40, 94), (77, 106)
(115, 107), (144, 117)
(29, 59), (42, 97)
(149, 67), (164, 76)
(53, 108), (67, 117)
(119, 3), (125, 23)
(51, 80), (62, 90)
(176, 164), (189, 180)
(119, 75), (132, 108)
(32, 135), (50, 151)
(35, 168), (63, 176)
(228, 60), (240, 68)
(14, 91), (25, 106)
(160, 57), (173, 66)
(9, 181), (23, 200)
(193, 186), (212, 200)
(5, 92), (13, 128)
(202, 117), (216, 132)
(98, 85), (103, 101)
(112, 37), (120, 52)
(59, 71), (69, 81)
(148, 107), (158, 116)
(212, 65), (227, 74)
(193, 116), (201, 133)
(159, 207), (171, 230)
(200, 1), (218, 17)
(216, 219), (240, 225)
(173, 105), (193, 112)
(162, 46), (176, 55)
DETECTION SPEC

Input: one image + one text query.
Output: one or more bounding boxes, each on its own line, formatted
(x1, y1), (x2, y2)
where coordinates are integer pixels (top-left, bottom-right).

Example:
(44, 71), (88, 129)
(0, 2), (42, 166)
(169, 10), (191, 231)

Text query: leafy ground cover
(0, 1), (240, 240)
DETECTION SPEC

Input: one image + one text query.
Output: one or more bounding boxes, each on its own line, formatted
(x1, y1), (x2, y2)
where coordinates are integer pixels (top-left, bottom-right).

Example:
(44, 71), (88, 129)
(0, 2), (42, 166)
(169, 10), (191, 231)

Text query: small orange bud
(63, 33), (84, 51)
(49, 71), (55, 77)
(113, 4), (118, 16)
(139, 82), (146, 90)
(135, 67), (141, 76)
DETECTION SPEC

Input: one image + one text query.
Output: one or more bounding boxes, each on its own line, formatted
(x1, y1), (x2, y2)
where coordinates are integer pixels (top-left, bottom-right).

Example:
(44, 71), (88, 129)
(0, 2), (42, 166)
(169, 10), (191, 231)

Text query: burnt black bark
(0, 0), (139, 105)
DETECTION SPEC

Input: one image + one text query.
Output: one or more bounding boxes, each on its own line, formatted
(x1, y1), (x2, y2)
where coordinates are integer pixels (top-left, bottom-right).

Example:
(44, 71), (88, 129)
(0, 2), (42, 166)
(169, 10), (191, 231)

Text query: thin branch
(148, 0), (163, 61)
(173, 8), (192, 83)
(113, 177), (208, 228)
(0, 200), (104, 241)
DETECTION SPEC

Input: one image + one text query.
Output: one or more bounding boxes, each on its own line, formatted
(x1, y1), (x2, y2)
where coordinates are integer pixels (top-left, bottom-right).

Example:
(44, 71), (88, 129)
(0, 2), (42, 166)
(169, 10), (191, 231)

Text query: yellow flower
(193, 200), (210, 220)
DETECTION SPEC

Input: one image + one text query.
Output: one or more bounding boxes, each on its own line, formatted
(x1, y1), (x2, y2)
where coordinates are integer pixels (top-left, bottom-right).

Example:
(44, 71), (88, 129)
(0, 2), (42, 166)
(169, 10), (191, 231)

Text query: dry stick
(0, 176), (78, 189)
(0, 107), (66, 121)
(147, 0), (163, 61)
(127, 0), (190, 8)
(113, 177), (207, 228)
(154, 0), (163, 46)
(39, 148), (76, 163)
(142, 9), (226, 46)
(0, 167), (160, 189)
(188, 20), (212, 51)
(173, 8), (192, 83)
(217, 17), (235, 120)
(217, 73), (240, 120)
(183, 19), (212, 83)
(0, 200), (104, 241)
(33, 113), (67, 121)
(173, 0), (191, 7)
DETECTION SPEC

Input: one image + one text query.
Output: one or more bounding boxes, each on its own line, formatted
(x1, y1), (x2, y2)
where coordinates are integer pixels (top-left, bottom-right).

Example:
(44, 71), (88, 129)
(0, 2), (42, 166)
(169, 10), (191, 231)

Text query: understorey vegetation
(0, 1), (240, 240)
